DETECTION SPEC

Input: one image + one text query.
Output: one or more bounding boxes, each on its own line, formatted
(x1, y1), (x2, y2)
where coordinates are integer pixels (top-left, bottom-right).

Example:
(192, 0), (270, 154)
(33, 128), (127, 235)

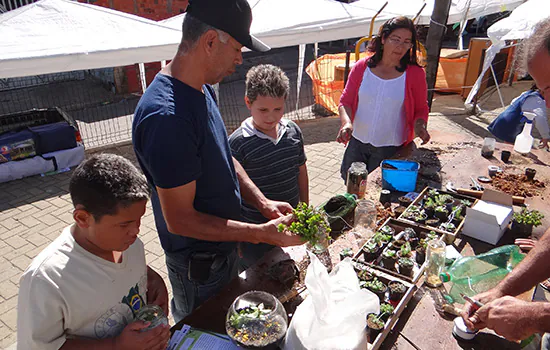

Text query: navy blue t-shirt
(132, 74), (241, 256)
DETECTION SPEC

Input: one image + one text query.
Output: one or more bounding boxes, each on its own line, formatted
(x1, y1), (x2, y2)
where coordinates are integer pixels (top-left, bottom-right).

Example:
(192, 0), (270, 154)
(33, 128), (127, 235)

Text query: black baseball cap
(187, 0), (270, 52)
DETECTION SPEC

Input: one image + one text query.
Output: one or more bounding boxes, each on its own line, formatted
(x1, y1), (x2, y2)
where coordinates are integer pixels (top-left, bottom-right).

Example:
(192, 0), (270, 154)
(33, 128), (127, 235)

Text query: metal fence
(0, 43), (349, 149)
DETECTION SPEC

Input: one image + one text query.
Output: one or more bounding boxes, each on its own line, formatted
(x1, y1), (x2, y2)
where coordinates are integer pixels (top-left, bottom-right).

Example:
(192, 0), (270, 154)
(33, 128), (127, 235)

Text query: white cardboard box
(462, 189), (514, 245)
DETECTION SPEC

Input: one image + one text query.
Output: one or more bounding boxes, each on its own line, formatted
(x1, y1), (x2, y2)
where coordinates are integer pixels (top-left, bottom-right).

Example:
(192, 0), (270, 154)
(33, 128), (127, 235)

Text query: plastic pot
(388, 281), (407, 301)
(366, 313), (384, 343)
(435, 210), (448, 222)
(525, 168), (536, 181)
(398, 196), (412, 207)
(511, 220), (534, 236)
(362, 246), (380, 263)
(425, 218), (440, 227)
(415, 247), (426, 264)
(424, 206), (435, 218)
(381, 255), (397, 270)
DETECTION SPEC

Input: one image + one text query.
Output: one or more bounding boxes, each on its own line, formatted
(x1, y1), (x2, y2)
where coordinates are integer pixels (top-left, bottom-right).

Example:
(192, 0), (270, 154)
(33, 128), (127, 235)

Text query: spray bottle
(514, 112), (536, 154)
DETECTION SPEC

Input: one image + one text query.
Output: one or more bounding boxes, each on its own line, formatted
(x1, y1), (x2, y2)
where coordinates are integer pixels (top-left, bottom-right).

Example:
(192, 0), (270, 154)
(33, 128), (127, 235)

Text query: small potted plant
(379, 303), (395, 322)
(379, 225), (395, 237)
(398, 257), (414, 277)
(357, 269), (374, 282)
(450, 206), (464, 226)
(362, 241), (380, 262)
(434, 206), (449, 222)
(394, 206), (407, 217)
(439, 222), (456, 232)
(525, 168), (536, 181)
(512, 208), (544, 236)
(438, 194), (455, 211)
(339, 247), (353, 261)
(460, 199), (472, 215)
(364, 277), (388, 301)
(390, 238), (405, 250)
(399, 242), (412, 258)
(398, 196), (412, 207)
(415, 239), (428, 264)
(381, 249), (397, 270)
(366, 313), (385, 343)
(423, 197), (436, 217)
(425, 217), (440, 227)
(388, 280), (407, 301)
(427, 189), (439, 199)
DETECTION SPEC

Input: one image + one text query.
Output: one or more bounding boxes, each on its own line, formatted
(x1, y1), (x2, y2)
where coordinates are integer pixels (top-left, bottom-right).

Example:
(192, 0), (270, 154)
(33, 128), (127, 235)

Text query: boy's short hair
(245, 64), (290, 104)
(69, 154), (151, 221)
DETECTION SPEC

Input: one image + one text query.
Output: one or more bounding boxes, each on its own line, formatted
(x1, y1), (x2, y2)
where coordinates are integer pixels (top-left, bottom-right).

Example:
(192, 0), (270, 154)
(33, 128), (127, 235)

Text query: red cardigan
(339, 57), (429, 145)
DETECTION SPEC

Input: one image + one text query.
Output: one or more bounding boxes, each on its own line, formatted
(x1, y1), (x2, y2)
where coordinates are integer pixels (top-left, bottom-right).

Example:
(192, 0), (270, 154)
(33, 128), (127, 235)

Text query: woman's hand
(337, 122), (353, 144)
(414, 119), (430, 145)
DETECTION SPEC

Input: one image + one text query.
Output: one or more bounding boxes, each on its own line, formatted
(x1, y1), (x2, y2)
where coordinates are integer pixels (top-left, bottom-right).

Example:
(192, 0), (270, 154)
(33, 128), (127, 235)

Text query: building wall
(82, 0), (188, 20)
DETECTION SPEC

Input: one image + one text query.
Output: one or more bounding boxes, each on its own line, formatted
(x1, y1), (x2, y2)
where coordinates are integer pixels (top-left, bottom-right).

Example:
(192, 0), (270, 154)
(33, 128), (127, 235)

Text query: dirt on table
(491, 172), (546, 197)
(377, 204), (395, 226)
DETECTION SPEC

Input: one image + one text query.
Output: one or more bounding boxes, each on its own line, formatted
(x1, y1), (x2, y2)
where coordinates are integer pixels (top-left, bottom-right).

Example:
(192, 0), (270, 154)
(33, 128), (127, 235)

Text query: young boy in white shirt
(17, 154), (170, 350)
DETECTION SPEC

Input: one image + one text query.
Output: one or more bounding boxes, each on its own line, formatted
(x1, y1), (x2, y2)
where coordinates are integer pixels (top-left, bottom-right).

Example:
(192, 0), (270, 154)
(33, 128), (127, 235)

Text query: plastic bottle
(439, 245), (524, 303)
(514, 112), (536, 154)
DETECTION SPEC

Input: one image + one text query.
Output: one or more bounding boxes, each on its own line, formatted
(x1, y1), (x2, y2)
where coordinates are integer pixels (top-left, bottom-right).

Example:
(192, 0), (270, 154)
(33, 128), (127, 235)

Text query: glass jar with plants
(381, 249), (397, 270)
(363, 277), (388, 301)
(512, 208), (544, 236)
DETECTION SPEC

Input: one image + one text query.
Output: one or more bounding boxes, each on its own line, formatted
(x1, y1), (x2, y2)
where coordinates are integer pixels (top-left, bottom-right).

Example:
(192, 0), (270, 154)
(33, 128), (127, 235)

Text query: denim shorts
(165, 250), (238, 323)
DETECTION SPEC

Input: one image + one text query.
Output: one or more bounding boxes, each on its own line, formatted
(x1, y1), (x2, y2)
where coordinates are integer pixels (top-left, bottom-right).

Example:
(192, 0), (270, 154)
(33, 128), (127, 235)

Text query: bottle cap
(439, 272), (451, 282)
(452, 316), (478, 340)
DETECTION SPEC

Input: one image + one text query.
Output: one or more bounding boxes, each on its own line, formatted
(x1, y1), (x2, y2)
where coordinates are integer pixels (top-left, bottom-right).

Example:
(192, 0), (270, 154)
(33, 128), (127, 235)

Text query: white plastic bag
(283, 253), (380, 350)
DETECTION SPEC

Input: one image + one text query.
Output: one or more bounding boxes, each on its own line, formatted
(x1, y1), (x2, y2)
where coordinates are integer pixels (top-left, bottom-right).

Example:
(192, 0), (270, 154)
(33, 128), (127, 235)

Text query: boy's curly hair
(245, 64), (290, 104)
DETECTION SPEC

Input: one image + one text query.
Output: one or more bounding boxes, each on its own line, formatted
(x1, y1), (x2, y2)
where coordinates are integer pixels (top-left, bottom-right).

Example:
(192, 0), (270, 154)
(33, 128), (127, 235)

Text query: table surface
(172, 140), (550, 349)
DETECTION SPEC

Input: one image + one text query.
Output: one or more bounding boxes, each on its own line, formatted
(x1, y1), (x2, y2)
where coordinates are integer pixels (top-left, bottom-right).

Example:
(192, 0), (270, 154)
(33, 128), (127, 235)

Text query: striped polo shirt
(229, 117), (307, 224)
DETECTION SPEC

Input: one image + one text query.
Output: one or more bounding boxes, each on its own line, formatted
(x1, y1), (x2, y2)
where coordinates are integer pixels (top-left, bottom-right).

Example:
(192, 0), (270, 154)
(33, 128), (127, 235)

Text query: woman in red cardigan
(337, 16), (430, 180)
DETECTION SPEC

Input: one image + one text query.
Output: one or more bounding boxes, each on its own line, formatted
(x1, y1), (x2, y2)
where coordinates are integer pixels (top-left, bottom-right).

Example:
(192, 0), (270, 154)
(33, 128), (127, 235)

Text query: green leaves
(277, 202), (331, 246)
(229, 303), (272, 329)
(400, 242), (411, 257)
(513, 208), (544, 226)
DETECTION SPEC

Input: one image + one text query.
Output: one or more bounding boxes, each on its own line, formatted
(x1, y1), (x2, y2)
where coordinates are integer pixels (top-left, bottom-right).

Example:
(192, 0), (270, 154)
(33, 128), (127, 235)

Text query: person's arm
(146, 266), (168, 315)
(411, 67), (430, 144)
(522, 94), (549, 148)
(298, 163), (309, 205)
(337, 59), (365, 144)
(467, 297), (550, 342)
(157, 182), (302, 247)
(61, 321), (170, 350)
(463, 227), (550, 329)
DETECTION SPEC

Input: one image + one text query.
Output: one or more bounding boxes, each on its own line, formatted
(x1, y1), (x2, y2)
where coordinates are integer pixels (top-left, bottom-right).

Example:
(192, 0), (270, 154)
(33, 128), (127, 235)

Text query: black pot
(511, 220), (534, 236)
(388, 281), (407, 301)
(526, 168), (536, 181)
(398, 196), (412, 207)
(424, 207), (435, 218)
(367, 284), (388, 302)
(394, 206), (406, 217)
(415, 214), (428, 225)
(409, 237), (420, 249)
(452, 216), (463, 227)
(391, 240), (405, 250)
(415, 247), (426, 264)
(366, 314), (384, 343)
(425, 218), (440, 227)
(381, 256), (397, 270)
(398, 262), (414, 277)
(362, 247), (379, 263)
(501, 150), (511, 163)
(435, 210), (448, 222)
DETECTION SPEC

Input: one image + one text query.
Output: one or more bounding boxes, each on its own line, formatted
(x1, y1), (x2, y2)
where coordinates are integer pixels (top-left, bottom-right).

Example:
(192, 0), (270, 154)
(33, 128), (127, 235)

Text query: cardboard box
(462, 189), (514, 245)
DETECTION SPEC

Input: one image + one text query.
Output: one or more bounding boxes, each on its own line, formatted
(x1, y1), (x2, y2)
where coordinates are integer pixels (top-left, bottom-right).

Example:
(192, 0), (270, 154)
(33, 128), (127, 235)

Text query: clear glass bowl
(135, 305), (168, 332)
(225, 291), (288, 349)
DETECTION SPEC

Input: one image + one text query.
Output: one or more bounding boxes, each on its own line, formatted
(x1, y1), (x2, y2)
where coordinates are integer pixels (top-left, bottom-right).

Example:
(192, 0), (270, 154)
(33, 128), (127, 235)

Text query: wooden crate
(351, 261), (417, 350)
(396, 187), (477, 244)
(354, 218), (444, 283)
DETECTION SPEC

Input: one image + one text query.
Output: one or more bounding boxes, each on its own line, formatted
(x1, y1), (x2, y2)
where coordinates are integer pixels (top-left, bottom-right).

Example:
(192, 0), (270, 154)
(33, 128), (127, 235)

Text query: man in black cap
(132, 0), (302, 323)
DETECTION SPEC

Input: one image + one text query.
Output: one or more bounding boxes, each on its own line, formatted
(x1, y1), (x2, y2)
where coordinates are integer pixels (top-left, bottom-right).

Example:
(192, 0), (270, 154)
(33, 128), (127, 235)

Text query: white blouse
(352, 67), (407, 147)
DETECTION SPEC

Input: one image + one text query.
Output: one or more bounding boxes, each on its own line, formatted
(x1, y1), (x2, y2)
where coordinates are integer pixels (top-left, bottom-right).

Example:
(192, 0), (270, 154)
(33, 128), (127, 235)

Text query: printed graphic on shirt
(94, 275), (147, 339)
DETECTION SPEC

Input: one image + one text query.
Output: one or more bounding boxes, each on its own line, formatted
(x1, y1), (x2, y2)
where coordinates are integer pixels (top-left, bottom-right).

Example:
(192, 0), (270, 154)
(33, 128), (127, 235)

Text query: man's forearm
(233, 157), (267, 210)
(497, 228), (550, 296)
(298, 164), (309, 205)
(535, 302), (550, 334)
(166, 208), (265, 244)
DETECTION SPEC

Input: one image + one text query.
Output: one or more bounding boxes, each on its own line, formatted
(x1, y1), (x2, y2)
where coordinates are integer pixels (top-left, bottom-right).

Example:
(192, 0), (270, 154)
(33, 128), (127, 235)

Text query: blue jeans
(340, 137), (401, 181)
(165, 250), (238, 323)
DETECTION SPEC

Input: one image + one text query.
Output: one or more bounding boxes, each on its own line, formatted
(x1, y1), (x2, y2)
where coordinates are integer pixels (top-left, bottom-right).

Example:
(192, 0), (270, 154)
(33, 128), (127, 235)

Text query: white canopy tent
(465, 0), (550, 105)
(0, 0), (182, 79)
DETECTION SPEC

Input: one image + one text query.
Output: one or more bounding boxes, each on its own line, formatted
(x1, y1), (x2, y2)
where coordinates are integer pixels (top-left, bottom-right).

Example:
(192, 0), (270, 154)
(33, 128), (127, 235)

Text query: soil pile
(491, 172), (545, 197)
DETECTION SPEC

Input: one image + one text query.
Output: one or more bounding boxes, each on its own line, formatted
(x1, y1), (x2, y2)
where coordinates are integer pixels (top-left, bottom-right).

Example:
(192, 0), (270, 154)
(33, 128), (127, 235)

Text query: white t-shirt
(352, 67), (407, 147)
(17, 225), (148, 350)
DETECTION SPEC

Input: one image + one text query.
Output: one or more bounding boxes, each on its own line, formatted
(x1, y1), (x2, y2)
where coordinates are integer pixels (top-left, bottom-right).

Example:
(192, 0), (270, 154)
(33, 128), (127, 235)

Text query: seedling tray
(352, 261), (416, 350)
(397, 187), (477, 244)
(355, 218), (444, 283)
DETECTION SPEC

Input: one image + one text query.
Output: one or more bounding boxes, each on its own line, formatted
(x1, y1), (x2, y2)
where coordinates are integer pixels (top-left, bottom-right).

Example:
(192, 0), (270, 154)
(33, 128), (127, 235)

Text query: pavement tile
(0, 331), (17, 349)
(0, 218), (19, 231)
(0, 267), (21, 284)
(18, 217), (41, 229)
(3, 244), (35, 261)
(11, 256), (31, 272)
(4, 236), (28, 250)
(47, 197), (70, 208)
(25, 243), (50, 259)
(0, 307), (17, 332)
(0, 281), (18, 300)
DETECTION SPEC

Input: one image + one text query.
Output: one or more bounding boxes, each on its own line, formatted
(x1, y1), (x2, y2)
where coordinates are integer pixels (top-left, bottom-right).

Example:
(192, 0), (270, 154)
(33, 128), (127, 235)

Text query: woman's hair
(367, 16), (419, 72)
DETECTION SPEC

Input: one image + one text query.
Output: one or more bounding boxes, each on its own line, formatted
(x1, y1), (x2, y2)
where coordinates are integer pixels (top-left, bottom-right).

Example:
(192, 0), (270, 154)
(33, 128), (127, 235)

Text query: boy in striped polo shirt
(229, 64), (309, 271)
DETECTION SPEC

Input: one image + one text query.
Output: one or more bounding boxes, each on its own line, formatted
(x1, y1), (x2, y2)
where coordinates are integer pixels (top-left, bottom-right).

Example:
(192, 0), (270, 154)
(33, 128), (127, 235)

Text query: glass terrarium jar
(135, 305), (168, 332)
(226, 291), (288, 349)
(306, 213), (331, 254)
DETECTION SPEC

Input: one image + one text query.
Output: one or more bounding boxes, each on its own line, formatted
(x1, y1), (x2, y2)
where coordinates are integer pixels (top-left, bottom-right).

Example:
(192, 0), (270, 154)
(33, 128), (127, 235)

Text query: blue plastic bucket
(380, 159), (420, 192)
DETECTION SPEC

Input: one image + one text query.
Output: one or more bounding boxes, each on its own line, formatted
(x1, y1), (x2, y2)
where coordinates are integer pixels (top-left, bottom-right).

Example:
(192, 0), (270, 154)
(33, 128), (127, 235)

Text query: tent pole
(490, 65), (505, 108)
(425, 0), (452, 110)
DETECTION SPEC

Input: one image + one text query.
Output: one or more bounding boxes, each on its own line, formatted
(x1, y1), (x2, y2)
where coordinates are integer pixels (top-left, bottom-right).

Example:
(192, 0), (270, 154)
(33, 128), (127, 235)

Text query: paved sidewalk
(0, 86), (522, 348)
